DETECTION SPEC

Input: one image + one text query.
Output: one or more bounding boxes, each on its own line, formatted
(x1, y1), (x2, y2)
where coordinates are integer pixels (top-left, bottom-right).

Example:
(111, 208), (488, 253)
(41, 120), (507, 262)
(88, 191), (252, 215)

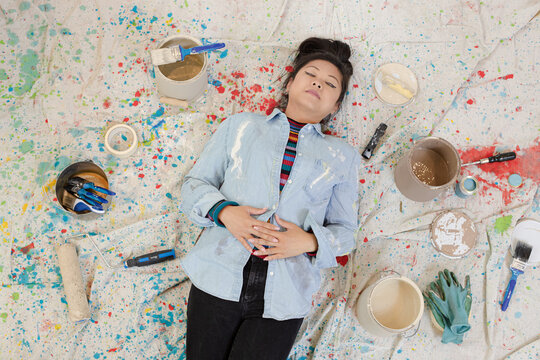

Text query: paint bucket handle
(401, 317), (421, 338)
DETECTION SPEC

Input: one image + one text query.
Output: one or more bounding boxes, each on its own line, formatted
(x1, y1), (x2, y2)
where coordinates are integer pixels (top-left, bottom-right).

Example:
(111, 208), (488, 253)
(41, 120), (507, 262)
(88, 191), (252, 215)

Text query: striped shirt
(279, 118), (306, 192)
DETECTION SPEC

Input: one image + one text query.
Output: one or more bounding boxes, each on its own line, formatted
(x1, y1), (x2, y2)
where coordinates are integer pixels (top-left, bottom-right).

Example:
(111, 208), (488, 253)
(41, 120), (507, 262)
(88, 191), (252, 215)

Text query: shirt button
(287, 179), (292, 184)
(301, 135), (305, 138)
(298, 152), (303, 156)
(269, 272), (274, 276)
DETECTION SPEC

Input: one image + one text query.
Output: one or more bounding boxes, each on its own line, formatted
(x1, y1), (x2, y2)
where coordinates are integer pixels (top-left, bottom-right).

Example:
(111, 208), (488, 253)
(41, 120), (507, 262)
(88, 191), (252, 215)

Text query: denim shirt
(180, 108), (361, 320)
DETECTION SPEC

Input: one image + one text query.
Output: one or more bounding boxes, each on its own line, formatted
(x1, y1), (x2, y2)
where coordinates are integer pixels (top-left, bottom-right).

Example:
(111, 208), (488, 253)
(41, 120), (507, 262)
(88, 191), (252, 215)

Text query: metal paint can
(455, 175), (478, 198)
(154, 35), (208, 101)
(394, 137), (461, 202)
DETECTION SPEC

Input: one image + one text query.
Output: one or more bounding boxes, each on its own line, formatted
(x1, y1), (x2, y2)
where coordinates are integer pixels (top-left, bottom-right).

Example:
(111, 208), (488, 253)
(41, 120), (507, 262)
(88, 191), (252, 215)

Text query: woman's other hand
(249, 214), (318, 260)
(218, 205), (280, 253)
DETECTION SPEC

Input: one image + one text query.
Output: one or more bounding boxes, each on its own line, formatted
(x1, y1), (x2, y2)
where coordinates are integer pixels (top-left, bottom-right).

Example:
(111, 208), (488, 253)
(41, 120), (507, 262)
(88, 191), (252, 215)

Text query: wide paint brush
(151, 42), (225, 66)
(501, 240), (532, 311)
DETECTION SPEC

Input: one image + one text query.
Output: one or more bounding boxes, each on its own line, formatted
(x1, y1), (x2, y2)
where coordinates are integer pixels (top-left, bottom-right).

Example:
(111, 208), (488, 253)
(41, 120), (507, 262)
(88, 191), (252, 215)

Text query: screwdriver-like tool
(461, 151), (516, 167)
(124, 249), (176, 268)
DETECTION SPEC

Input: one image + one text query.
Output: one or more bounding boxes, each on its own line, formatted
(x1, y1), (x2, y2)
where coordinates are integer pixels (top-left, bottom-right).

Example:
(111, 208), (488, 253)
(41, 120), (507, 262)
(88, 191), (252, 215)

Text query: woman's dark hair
(278, 37), (354, 119)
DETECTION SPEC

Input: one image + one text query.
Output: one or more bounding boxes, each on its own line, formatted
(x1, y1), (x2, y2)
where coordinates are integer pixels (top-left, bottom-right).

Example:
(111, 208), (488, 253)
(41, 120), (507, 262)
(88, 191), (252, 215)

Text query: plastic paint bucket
(154, 35), (208, 101)
(430, 210), (477, 259)
(356, 272), (424, 337)
(55, 160), (111, 218)
(394, 137), (461, 202)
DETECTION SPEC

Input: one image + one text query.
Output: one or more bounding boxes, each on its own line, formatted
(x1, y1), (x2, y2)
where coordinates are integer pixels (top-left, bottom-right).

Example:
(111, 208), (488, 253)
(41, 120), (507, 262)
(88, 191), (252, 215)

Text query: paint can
(373, 63), (419, 107)
(104, 123), (138, 158)
(394, 137), (461, 202)
(510, 218), (540, 266)
(355, 271), (424, 337)
(455, 175), (478, 198)
(430, 210), (477, 259)
(55, 160), (111, 218)
(154, 35), (208, 102)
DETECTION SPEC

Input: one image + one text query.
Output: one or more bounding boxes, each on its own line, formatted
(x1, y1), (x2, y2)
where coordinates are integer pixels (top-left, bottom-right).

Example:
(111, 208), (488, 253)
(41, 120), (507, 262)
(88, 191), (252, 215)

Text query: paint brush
(461, 151), (516, 167)
(151, 42), (225, 66)
(501, 240), (532, 311)
(362, 123), (387, 159)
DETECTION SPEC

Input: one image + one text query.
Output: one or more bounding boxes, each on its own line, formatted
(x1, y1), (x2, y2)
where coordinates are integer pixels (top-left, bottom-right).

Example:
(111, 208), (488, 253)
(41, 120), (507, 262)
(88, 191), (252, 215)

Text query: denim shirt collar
(265, 108), (325, 137)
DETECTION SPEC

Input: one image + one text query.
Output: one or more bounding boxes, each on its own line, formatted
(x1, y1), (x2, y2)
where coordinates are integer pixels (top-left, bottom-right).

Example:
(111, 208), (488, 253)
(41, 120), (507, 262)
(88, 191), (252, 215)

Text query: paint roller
(55, 243), (91, 322)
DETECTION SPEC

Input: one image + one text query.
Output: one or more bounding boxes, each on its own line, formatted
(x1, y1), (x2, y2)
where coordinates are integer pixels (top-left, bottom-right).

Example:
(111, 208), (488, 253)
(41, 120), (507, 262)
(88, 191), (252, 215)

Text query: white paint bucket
(356, 272), (424, 337)
(394, 137), (461, 202)
(154, 35), (208, 101)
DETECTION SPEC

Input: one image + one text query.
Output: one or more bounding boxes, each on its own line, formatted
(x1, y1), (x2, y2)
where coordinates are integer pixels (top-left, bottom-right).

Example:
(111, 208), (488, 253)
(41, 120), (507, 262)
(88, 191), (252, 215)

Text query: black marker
(362, 123), (387, 159)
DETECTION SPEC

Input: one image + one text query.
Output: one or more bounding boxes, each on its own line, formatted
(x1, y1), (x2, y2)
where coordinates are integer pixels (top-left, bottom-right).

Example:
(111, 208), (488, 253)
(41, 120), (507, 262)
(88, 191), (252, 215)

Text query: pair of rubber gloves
(423, 269), (472, 344)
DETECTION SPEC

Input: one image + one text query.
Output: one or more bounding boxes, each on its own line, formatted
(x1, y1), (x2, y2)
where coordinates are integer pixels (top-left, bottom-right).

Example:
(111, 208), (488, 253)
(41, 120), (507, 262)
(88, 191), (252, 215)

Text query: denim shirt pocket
(302, 159), (338, 204)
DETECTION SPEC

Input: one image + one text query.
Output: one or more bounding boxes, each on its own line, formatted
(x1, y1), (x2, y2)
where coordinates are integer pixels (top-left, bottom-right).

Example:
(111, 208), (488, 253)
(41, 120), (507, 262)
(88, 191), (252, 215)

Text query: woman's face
(285, 59), (342, 124)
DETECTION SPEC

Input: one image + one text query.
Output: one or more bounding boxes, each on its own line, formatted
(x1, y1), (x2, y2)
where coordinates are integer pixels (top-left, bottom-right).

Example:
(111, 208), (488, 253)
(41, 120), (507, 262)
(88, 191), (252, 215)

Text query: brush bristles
(514, 241), (533, 262)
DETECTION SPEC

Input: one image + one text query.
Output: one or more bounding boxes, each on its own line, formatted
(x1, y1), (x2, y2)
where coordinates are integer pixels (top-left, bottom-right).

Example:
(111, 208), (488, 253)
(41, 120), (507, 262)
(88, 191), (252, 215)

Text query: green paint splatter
(0, 69), (7, 80)
(19, 1), (31, 11)
(13, 49), (40, 96)
(19, 140), (34, 154)
(7, 30), (19, 46)
(494, 215), (512, 234)
(12, 293), (19, 301)
(38, 4), (54, 12)
(0, 313), (7, 322)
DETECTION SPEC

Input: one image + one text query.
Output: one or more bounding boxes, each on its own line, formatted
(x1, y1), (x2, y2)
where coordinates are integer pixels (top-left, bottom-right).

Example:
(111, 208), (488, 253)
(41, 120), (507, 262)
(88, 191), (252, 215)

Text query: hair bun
(298, 37), (351, 62)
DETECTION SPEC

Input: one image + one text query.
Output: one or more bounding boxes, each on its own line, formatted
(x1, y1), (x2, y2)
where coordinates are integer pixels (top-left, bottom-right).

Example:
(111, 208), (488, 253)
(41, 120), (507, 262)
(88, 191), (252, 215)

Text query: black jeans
(186, 255), (304, 360)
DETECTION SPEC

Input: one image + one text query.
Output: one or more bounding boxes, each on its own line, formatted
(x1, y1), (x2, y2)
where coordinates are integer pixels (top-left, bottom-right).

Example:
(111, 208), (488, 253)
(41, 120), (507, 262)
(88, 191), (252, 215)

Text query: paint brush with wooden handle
(461, 151), (516, 167)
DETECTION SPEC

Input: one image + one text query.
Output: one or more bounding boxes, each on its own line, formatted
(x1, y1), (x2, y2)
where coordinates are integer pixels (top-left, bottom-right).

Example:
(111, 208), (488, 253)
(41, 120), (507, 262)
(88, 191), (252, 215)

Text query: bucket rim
(154, 35), (209, 84)
(366, 276), (425, 333)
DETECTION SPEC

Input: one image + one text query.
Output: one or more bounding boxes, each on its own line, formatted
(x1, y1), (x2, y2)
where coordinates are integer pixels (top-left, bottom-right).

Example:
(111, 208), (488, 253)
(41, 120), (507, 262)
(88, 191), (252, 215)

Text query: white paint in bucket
(154, 35), (208, 101)
(356, 273), (424, 337)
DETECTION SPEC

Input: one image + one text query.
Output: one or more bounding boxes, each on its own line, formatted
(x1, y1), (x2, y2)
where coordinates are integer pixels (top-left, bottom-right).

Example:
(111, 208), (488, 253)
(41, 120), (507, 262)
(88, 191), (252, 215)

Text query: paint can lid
(508, 173), (522, 187)
(430, 211), (477, 259)
(373, 63), (419, 107)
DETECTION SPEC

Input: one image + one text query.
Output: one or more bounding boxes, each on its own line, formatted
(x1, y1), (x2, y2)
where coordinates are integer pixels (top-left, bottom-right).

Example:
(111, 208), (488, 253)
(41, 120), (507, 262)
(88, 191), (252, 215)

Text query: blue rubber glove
(424, 269), (472, 344)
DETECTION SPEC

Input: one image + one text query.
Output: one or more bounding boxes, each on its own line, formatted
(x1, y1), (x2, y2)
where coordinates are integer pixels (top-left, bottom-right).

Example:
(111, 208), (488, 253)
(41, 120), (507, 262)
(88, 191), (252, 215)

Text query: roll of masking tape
(104, 123), (138, 158)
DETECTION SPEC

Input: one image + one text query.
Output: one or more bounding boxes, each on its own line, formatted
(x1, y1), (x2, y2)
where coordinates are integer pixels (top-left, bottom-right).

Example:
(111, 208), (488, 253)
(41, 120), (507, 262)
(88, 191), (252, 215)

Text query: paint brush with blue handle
(501, 241), (532, 311)
(151, 42), (225, 66)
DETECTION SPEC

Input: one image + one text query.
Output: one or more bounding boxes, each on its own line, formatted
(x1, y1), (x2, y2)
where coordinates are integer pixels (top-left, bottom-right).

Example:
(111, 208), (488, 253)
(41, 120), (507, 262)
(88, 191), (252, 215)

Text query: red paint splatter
(123, 117), (129, 122)
(135, 90), (141, 97)
(138, 174), (145, 178)
(217, 86), (225, 94)
(363, 237), (368, 243)
(515, 106), (522, 112)
(251, 84), (262, 93)
(118, 62), (123, 67)
(502, 74), (513, 80)
(466, 98), (474, 105)
(156, 184), (162, 189)
(132, 100), (139, 106)
(458, 141), (540, 205)
(20, 243), (34, 254)
(336, 255), (349, 266)
(108, 348), (118, 353)
(477, 70), (485, 78)
(359, 179), (365, 184)
(103, 99), (111, 109)
(108, 312), (112, 317)
(231, 71), (245, 78)
(168, 304), (174, 310)
(61, 229), (67, 233)
(285, 66), (293, 72)
(353, 84), (359, 88)
(261, 98), (278, 115)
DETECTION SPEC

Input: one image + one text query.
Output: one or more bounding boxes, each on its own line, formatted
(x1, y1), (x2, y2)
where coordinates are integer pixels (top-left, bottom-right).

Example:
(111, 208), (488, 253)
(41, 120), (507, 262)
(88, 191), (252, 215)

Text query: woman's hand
(248, 214), (318, 261)
(218, 205), (280, 253)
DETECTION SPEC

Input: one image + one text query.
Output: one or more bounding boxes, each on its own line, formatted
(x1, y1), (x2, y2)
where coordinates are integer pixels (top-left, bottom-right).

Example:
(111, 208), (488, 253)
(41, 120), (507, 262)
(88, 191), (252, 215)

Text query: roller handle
(489, 152), (516, 163)
(190, 43), (226, 54)
(124, 249), (176, 268)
